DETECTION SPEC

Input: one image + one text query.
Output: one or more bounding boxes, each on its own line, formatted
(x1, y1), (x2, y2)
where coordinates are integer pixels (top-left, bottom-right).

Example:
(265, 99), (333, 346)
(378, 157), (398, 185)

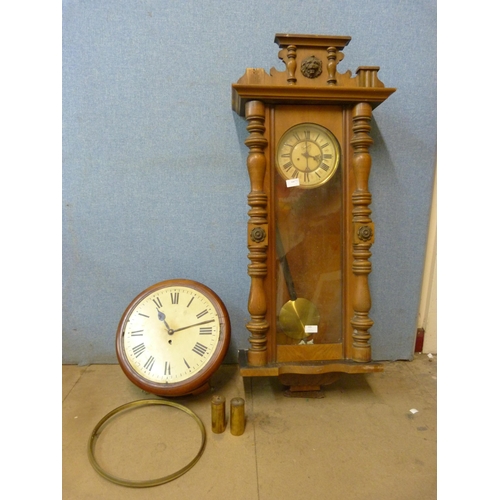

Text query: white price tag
(286, 178), (300, 188)
(304, 325), (318, 334)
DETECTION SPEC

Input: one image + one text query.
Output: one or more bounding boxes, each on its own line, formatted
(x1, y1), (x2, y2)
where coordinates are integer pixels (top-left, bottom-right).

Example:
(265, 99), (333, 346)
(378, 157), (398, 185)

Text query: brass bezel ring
(87, 399), (207, 488)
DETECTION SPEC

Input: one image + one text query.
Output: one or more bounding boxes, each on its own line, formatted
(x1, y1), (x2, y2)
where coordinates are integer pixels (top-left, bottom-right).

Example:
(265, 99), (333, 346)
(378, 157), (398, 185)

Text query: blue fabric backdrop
(63, 0), (436, 364)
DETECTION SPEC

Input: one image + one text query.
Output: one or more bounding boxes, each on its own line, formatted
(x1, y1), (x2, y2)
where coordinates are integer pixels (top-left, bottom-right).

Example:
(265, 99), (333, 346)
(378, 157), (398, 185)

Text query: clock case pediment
(232, 34), (395, 115)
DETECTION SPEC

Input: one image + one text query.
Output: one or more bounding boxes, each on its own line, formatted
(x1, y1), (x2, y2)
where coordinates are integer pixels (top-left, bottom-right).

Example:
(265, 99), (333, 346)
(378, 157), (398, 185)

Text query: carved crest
(301, 56), (322, 79)
(232, 34), (396, 116)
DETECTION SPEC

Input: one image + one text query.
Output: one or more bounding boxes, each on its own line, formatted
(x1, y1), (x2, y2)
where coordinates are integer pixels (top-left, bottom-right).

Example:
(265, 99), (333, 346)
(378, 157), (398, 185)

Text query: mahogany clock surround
(116, 279), (231, 397)
(231, 34), (396, 395)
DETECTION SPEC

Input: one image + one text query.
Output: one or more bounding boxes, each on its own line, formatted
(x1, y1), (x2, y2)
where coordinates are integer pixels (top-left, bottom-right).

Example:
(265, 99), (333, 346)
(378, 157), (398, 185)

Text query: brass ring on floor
(87, 399), (207, 488)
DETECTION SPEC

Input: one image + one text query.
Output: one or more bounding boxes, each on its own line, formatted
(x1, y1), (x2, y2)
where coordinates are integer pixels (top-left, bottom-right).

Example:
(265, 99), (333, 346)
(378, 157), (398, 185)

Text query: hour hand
(157, 309), (173, 332)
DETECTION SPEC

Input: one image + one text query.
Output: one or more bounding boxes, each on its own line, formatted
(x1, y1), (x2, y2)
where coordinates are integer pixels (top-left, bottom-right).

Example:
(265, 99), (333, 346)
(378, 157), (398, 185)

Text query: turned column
(350, 102), (375, 362)
(244, 100), (269, 366)
(285, 45), (297, 84)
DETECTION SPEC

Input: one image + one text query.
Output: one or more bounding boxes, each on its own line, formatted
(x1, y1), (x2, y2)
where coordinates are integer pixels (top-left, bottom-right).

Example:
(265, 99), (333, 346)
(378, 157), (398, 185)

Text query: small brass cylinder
(230, 397), (245, 436)
(211, 395), (226, 433)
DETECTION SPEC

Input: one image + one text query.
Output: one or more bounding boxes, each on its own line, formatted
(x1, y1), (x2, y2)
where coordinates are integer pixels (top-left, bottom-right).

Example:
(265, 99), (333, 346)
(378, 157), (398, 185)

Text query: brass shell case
(211, 395), (226, 433)
(230, 397), (245, 436)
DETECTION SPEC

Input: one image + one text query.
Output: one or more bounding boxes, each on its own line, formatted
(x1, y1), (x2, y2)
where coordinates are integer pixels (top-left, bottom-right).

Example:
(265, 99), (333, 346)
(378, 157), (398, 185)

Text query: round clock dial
(116, 279), (230, 397)
(276, 123), (340, 188)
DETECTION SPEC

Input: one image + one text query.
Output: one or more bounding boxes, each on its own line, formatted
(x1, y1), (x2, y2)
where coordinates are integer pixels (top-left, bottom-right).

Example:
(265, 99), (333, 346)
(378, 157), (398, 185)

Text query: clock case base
(239, 350), (383, 396)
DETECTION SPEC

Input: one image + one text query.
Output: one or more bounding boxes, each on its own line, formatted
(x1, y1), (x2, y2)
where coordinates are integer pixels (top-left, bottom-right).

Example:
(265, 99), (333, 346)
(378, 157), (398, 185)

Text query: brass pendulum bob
(276, 229), (320, 340)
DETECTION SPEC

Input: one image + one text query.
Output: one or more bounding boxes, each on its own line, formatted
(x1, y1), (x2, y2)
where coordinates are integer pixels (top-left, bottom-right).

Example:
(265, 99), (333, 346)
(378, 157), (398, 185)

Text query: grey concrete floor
(62, 354), (437, 499)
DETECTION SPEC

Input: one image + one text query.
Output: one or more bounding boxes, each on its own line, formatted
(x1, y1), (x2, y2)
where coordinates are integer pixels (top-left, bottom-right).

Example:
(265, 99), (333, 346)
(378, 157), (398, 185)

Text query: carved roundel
(357, 225), (373, 242)
(250, 226), (266, 243)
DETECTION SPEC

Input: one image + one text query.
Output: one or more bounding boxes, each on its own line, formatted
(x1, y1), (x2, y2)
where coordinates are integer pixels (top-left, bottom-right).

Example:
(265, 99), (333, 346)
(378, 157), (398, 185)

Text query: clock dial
(123, 286), (219, 383)
(276, 123), (340, 188)
(116, 280), (230, 396)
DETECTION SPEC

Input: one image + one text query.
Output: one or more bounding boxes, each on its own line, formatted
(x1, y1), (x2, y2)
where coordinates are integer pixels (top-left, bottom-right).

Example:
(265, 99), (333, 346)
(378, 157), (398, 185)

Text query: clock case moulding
(231, 34), (396, 395)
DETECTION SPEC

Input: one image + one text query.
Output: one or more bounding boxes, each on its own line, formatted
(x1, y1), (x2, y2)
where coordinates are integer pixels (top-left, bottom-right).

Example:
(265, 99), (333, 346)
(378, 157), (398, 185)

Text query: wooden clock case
(232, 34), (396, 395)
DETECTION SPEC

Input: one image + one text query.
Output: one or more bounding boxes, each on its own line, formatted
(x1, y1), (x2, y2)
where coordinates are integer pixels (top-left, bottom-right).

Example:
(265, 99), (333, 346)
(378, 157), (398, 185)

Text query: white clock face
(276, 123), (340, 188)
(121, 286), (221, 384)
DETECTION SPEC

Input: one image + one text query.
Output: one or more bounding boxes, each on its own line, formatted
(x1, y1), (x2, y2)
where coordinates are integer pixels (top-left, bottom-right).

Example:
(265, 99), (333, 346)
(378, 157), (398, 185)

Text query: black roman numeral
(164, 361), (171, 376)
(184, 358), (190, 369)
(187, 297), (194, 308)
(320, 142), (330, 149)
(199, 327), (212, 334)
(192, 342), (208, 356)
(320, 162), (330, 171)
(171, 292), (179, 304)
(144, 356), (155, 371)
(196, 309), (208, 319)
(132, 343), (146, 357)
(152, 297), (162, 309)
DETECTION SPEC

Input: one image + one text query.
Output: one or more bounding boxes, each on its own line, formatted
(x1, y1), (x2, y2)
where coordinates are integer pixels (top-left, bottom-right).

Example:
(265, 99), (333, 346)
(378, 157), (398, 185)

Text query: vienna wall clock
(232, 34), (396, 396)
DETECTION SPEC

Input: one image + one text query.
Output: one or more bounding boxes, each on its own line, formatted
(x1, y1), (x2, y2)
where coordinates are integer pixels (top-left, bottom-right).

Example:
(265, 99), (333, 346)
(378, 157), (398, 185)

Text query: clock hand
(301, 142), (314, 172)
(302, 143), (322, 166)
(157, 308), (174, 334)
(169, 319), (216, 335)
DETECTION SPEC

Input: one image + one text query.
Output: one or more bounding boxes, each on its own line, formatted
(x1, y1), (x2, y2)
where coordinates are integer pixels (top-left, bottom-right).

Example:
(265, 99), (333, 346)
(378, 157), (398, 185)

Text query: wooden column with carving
(244, 100), (269, 366)
(351, 102), (375, 362)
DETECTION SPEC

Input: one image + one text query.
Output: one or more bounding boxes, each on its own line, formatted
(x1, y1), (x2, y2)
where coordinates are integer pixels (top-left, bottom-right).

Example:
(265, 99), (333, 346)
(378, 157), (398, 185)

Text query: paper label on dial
(305, 325), (318, 334)
(286, 178), (300, 188)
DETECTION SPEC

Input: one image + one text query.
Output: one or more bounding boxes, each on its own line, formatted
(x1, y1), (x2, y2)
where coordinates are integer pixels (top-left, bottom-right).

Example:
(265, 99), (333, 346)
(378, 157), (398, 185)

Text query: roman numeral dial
(276, 123), (340, 188)
(117, 280), (230, 396)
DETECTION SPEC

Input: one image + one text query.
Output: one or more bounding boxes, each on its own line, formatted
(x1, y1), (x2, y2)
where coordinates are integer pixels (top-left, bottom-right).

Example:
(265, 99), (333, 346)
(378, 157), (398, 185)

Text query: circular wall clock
(276, 122), (340, 189)
(116, 279), (231, 397)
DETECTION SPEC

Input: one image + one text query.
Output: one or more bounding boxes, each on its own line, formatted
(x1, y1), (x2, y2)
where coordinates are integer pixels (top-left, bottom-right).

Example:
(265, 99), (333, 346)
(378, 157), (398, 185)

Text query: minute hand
(171, 319), (216, 334)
